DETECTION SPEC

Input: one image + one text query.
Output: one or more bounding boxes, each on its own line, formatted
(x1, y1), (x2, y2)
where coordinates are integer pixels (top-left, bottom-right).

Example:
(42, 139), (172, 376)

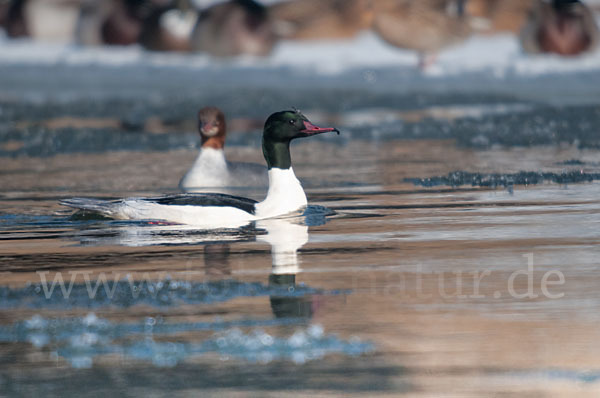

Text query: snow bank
(1, 28), (599, 78)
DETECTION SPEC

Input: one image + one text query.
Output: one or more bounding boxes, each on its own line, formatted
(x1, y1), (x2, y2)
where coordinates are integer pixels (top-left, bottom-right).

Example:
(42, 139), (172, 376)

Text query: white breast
(179, 148), (230, 189)
(255, 168), (307, 219)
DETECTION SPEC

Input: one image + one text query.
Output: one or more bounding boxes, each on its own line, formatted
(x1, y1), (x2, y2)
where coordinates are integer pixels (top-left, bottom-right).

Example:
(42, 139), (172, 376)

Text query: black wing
(144, 193), (258, 215)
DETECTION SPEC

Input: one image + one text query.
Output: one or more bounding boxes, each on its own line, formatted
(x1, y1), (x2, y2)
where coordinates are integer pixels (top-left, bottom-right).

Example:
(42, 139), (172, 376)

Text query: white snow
(0, 20), (599, 78)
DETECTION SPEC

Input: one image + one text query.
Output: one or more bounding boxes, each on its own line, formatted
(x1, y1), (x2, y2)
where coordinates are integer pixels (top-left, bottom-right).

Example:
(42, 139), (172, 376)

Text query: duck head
(539, 0), (597, 56)
(262, 110), (339, 170)
(198, 106), (226, 149)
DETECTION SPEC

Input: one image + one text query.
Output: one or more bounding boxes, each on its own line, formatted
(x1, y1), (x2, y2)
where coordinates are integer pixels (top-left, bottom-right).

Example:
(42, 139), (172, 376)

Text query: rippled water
(2, 135), (600, 396)
(2, 60), (600, 396)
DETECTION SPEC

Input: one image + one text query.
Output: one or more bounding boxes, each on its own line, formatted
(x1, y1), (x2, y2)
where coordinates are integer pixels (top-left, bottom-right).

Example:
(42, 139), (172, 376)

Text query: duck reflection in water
(256, 218), (317, 319)
(203, 243), (232, 277)
(200, 217), (318, 319)
(70, 208), (330, 319)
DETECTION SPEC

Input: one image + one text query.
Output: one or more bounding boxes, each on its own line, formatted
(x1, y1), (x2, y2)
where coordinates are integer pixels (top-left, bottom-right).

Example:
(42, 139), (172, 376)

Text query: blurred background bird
(0, 0), (598, 62)
(190, 0), (275, 56)
(520, 0), (599, 56)
(269, 0), (373, 40)
(370, 0), (473, 68)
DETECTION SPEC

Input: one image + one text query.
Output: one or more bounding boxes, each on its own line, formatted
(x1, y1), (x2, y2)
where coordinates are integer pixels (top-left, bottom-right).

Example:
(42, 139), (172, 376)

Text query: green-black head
(262, 109), (339, 170)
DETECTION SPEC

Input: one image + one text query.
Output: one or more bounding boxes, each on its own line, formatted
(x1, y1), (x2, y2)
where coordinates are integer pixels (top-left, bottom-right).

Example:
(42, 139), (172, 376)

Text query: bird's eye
(289, 119), (295, 125)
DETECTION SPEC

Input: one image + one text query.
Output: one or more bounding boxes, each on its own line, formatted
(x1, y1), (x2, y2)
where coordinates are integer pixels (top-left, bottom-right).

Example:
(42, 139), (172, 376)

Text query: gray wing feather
(60, 198), (124, 218)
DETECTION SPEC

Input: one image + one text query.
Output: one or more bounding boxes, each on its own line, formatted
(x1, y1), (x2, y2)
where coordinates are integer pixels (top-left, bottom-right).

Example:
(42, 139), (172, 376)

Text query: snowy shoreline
(1, 30), (600, 78)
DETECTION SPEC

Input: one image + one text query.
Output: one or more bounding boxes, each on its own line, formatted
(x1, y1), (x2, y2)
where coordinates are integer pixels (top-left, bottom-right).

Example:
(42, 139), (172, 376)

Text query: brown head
(198, 106), (226, 149)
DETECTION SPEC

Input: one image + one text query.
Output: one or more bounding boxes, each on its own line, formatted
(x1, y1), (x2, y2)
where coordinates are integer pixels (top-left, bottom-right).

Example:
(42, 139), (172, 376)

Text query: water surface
(1, 132), (600, 396)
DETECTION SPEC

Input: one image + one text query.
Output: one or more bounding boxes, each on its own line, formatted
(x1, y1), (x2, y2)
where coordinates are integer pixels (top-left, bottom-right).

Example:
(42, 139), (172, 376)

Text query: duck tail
(60, 197), (121, 218)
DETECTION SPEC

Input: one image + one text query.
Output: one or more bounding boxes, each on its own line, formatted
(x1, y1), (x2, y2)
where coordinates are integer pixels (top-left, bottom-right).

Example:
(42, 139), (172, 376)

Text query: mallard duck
(371, 0), (473, 66)
(190, 0), (276, 57)
(520, 0), (599, 56)
(269, 0), (373, 40)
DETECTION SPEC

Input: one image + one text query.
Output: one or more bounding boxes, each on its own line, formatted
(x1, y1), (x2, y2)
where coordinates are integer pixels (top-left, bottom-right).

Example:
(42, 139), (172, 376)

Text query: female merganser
(179, 106), (268, 191)
(61, 110), (339, 227)
(520, 0), (599, 56)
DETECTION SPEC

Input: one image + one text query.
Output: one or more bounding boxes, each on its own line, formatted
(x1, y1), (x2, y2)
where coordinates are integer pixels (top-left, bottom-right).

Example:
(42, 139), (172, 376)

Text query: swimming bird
(190, 0), (276, 57)
(371, 0), (473, 68)
(520, 0), (599, 56)
(61, 110), (339, 227)
(179, 106), (268, 191)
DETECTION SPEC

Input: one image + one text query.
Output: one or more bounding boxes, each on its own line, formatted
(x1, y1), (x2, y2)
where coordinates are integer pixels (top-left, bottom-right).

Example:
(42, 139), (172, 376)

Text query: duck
(179, 106), (268, 191)
(1, 0), (80, 41)
(61, 110), (339, 227)
(138, 3), (196, 52)
(371, 0), (473, 68)
(76, 0), (145, 46)
(520, 0), (599, 56)
(269, 0), (374, 41)
(190, 0), (276, 57)
(1, 0), (29, 38)
(75, 0), (195, 50)
(464, 0), (536, 34)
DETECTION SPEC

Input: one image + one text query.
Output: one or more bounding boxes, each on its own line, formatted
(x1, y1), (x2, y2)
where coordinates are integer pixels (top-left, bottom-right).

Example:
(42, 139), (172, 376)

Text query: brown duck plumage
(190, 0), (276, 57)
(269, 0), (373, 40)
(371, 0), (472, 56)
(465, 0), (536, 34)
(520, 0), (599, 56)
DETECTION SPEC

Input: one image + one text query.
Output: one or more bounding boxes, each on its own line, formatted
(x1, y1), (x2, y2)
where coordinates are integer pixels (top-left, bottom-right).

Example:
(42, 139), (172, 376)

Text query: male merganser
(61, 110), (339, 227)
(520, 0), (599, 56)
(179, 106), (268, 191)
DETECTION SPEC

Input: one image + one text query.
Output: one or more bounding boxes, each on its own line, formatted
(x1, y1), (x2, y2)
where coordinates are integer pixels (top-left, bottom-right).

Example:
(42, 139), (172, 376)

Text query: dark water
(1, 63), (600, 397)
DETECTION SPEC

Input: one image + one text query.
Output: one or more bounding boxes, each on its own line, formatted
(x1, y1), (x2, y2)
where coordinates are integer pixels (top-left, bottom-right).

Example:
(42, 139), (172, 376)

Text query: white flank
(119, 201), (255, 229)
(129, 167), (307, 225)
(66, 167), (307, 227)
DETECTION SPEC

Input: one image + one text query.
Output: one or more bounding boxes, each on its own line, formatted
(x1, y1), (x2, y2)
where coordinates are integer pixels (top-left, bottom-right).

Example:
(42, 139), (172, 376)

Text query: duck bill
(300, 120), (340, 136)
